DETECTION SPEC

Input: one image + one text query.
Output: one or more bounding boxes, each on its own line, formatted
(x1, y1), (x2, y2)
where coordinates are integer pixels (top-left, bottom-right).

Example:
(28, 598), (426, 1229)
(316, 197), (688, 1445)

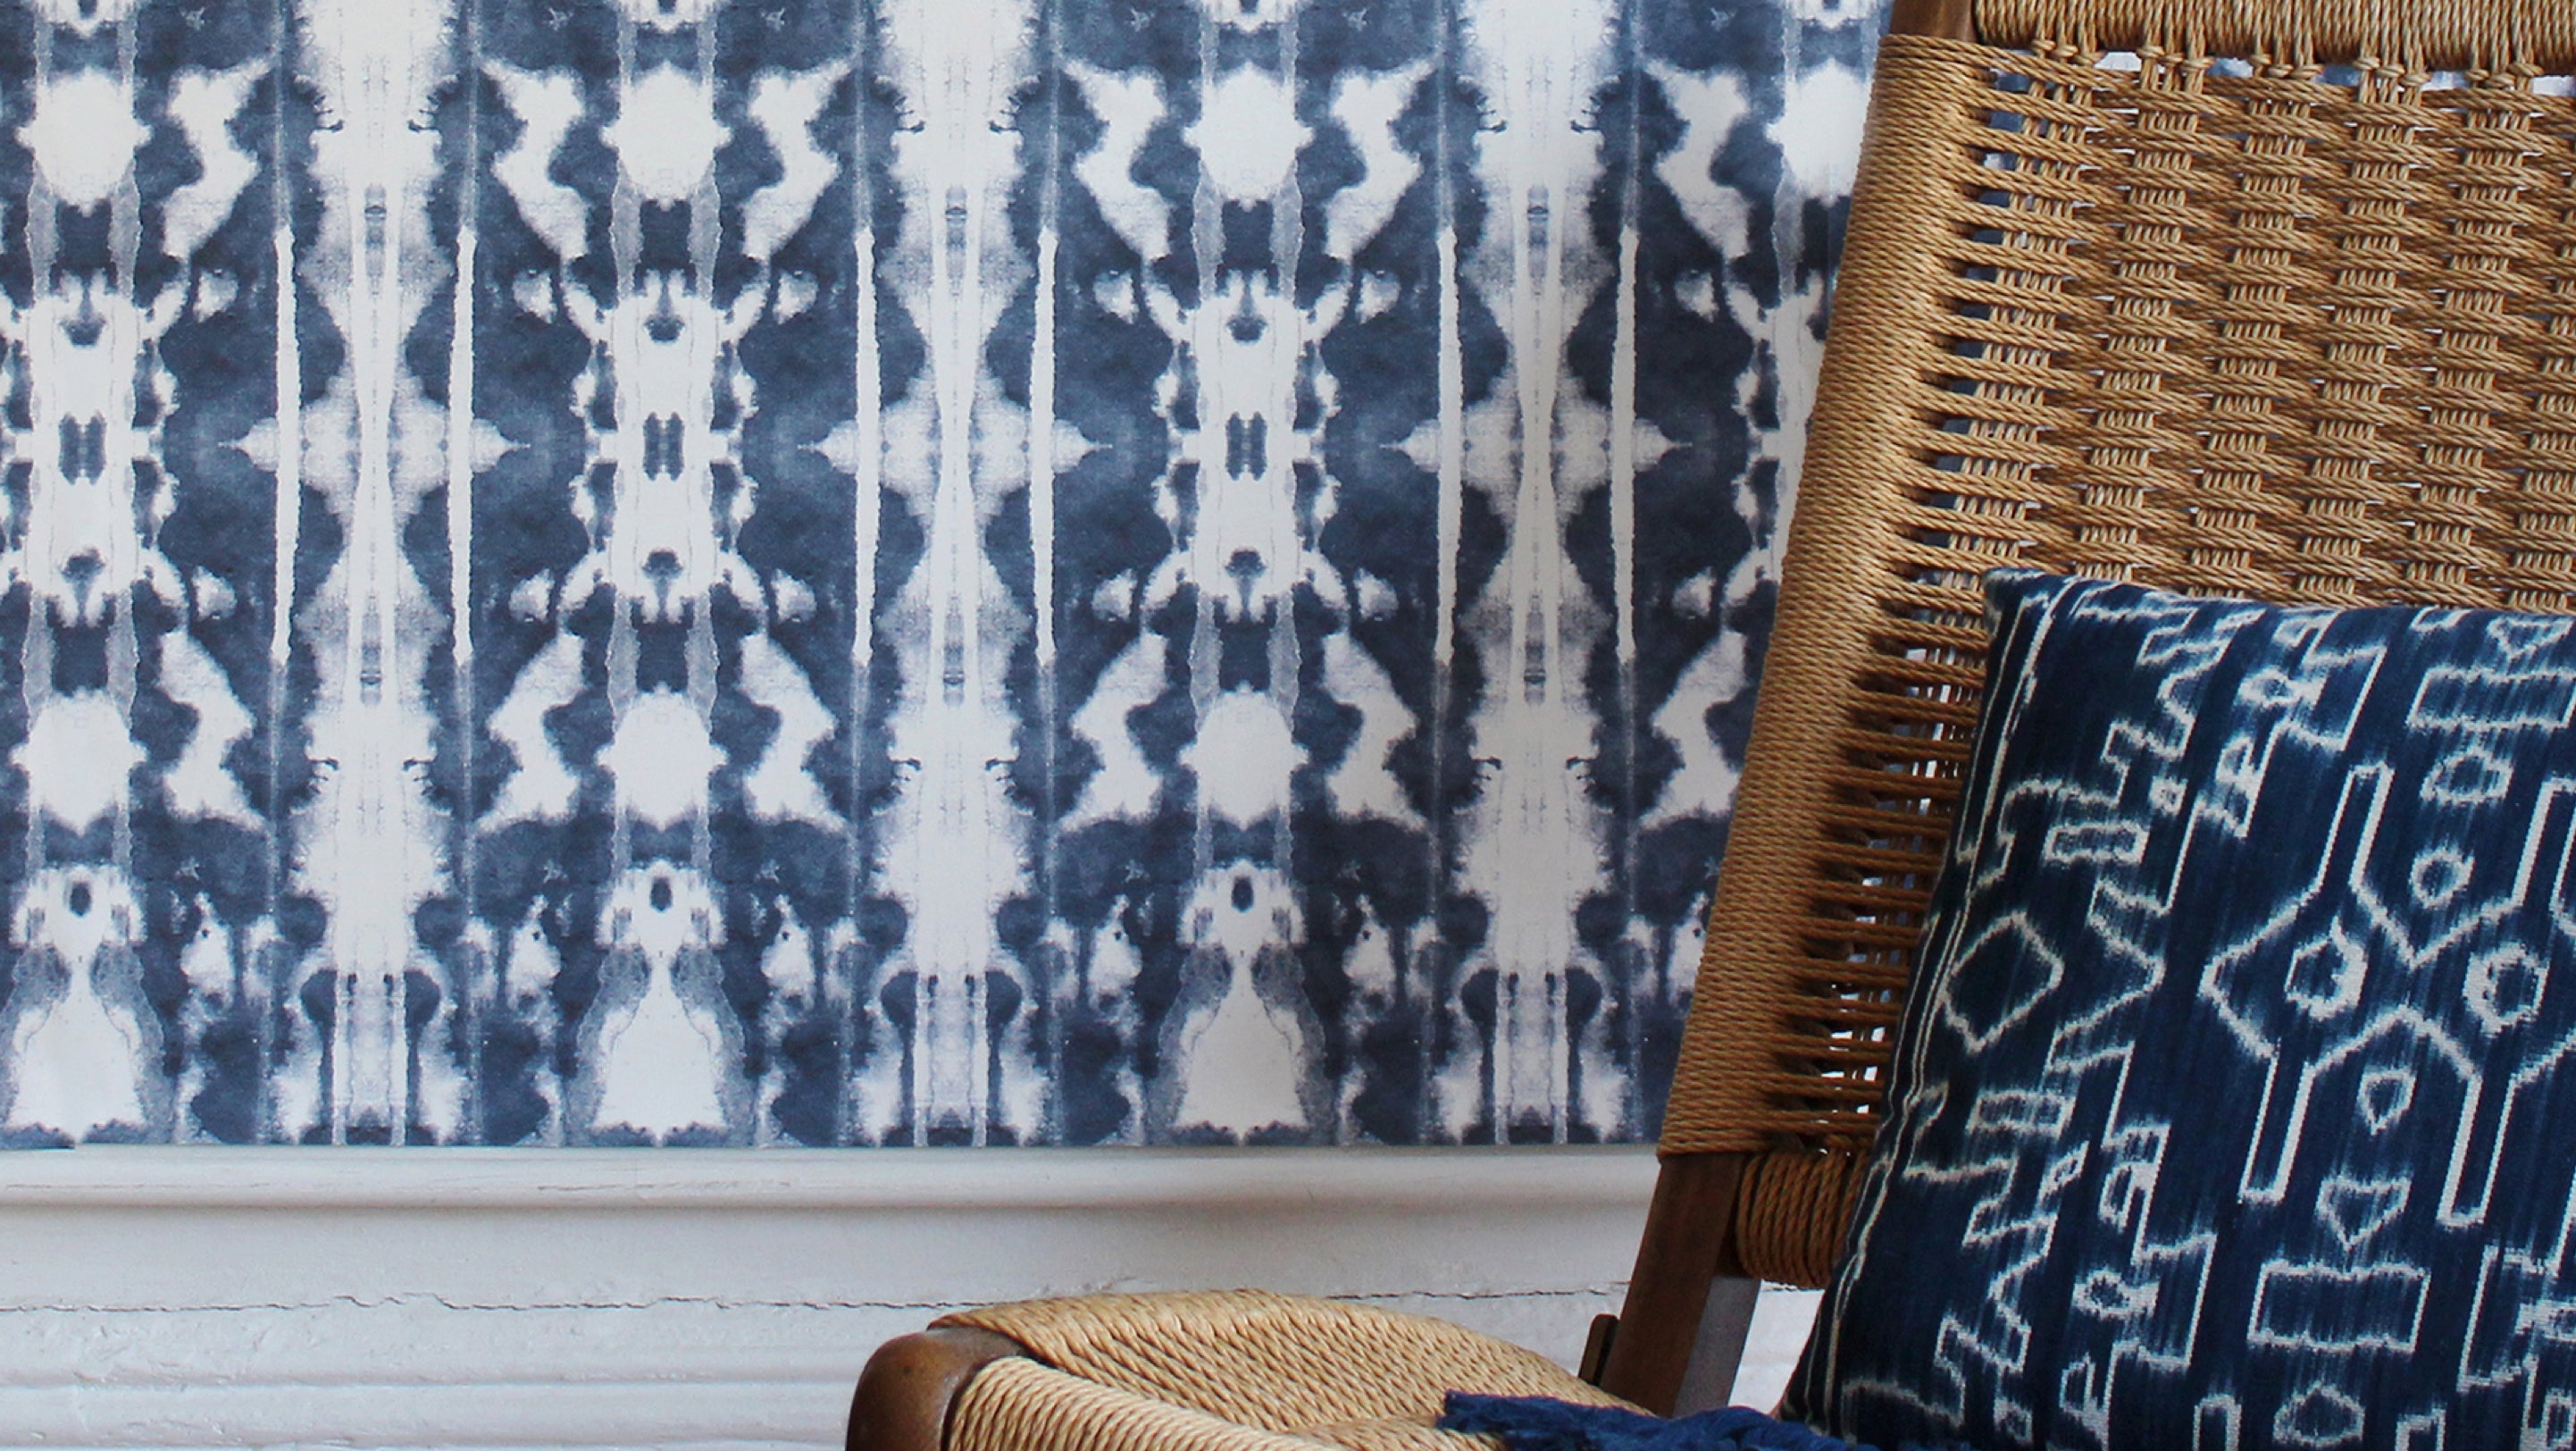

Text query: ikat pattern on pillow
(1787, 571), (2576, 1451)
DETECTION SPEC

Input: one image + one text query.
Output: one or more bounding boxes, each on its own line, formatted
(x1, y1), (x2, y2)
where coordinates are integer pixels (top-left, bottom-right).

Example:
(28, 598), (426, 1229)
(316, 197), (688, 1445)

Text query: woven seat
(925, 1292), (1628, 1451)
(850, 0), (2576, 1443)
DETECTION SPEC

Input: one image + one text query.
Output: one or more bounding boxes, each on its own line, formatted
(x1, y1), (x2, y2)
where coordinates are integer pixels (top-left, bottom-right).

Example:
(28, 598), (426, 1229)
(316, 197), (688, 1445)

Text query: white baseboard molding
(0, 1147), (1666, 1449)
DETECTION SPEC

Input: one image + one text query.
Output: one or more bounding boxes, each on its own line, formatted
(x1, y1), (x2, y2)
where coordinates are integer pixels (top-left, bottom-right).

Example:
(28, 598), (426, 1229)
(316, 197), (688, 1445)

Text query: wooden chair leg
(1594, 1153), (1750, 1415)
(1670, 1275), (1761, 1416)
(847, 1327), (1029, 1451)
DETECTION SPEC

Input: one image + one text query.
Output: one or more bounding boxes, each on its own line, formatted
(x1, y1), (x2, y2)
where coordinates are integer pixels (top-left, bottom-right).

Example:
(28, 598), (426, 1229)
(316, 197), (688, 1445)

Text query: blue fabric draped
(1436, 1393), (1954, 1451)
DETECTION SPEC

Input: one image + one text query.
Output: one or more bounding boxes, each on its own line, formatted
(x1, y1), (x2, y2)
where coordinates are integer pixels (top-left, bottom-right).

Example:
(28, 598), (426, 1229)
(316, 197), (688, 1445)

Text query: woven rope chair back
(1664, 0), (2576, 1287)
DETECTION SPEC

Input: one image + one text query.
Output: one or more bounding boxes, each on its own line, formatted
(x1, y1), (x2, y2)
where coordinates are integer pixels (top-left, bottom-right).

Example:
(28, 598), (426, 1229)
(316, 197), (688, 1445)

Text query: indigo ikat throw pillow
(1786, 571), (2576, 1451)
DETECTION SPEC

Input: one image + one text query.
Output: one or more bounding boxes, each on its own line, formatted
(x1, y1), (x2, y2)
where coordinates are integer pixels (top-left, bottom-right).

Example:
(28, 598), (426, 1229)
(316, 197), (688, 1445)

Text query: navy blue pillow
(1786, 571), (2576, 1451)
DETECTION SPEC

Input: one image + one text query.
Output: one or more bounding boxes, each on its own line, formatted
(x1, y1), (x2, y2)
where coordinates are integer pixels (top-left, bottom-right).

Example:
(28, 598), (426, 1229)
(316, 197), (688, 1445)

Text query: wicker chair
(849, 0), (2576, 1443)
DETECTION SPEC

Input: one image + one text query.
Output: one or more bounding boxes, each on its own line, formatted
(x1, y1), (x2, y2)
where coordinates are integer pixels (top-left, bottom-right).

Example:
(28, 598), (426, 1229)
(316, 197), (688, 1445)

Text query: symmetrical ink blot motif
(1796, 574), (2576, 1451)
(0, 0), (1878, 1146)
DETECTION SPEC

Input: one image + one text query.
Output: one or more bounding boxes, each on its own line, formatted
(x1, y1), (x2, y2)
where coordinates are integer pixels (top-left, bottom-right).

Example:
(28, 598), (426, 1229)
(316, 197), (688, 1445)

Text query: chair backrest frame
(1604, 0), (2576, 1412)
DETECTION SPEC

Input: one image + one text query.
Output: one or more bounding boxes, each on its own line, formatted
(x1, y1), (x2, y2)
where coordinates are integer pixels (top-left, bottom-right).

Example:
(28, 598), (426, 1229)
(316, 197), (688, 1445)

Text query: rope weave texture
(940, 1291), (1628, 1451)
(1666, 10), (2576, 1285)
(1978, 0), (2576, 70)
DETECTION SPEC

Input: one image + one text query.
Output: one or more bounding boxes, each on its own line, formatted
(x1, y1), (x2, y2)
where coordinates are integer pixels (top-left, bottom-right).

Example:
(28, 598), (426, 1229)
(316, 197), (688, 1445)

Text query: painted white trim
(0, 1148), (1682, 1450)
(0, 1144), (1662, 1209)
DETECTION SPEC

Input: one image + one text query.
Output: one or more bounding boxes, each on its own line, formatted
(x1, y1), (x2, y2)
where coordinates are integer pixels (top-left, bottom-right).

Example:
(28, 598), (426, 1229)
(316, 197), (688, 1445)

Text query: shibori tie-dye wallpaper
(0, 0), (1879, 1148)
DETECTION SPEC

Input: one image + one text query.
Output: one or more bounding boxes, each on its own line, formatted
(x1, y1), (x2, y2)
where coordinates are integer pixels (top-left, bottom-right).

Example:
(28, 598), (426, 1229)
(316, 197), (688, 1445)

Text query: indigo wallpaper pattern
(0, 0), (1878, 1146)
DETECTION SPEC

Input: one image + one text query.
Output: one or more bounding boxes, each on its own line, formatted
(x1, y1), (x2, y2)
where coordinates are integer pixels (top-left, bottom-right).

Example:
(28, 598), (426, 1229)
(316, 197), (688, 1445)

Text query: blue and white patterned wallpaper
(0, 0), (1878, 1146)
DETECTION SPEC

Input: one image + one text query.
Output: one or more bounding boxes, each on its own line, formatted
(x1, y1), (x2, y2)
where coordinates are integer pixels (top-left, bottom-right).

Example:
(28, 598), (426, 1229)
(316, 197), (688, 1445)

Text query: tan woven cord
(1662, 8), (2576, 1287)
(1733, 1152), (1869, 1290)
(950, 1358), (1458, 1451)
(1978, 0), (2576, 70)
(940, 1290), (1628, 1444)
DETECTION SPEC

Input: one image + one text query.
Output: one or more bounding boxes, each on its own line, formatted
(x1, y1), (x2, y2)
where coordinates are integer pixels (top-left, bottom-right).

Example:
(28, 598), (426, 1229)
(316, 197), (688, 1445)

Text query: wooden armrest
(848, 1326), (1030, 1451)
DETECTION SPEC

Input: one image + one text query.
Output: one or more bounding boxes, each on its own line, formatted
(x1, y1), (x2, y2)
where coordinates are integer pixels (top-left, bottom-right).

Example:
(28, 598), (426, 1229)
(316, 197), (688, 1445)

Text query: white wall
(0, 1147), (1817, 1449)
